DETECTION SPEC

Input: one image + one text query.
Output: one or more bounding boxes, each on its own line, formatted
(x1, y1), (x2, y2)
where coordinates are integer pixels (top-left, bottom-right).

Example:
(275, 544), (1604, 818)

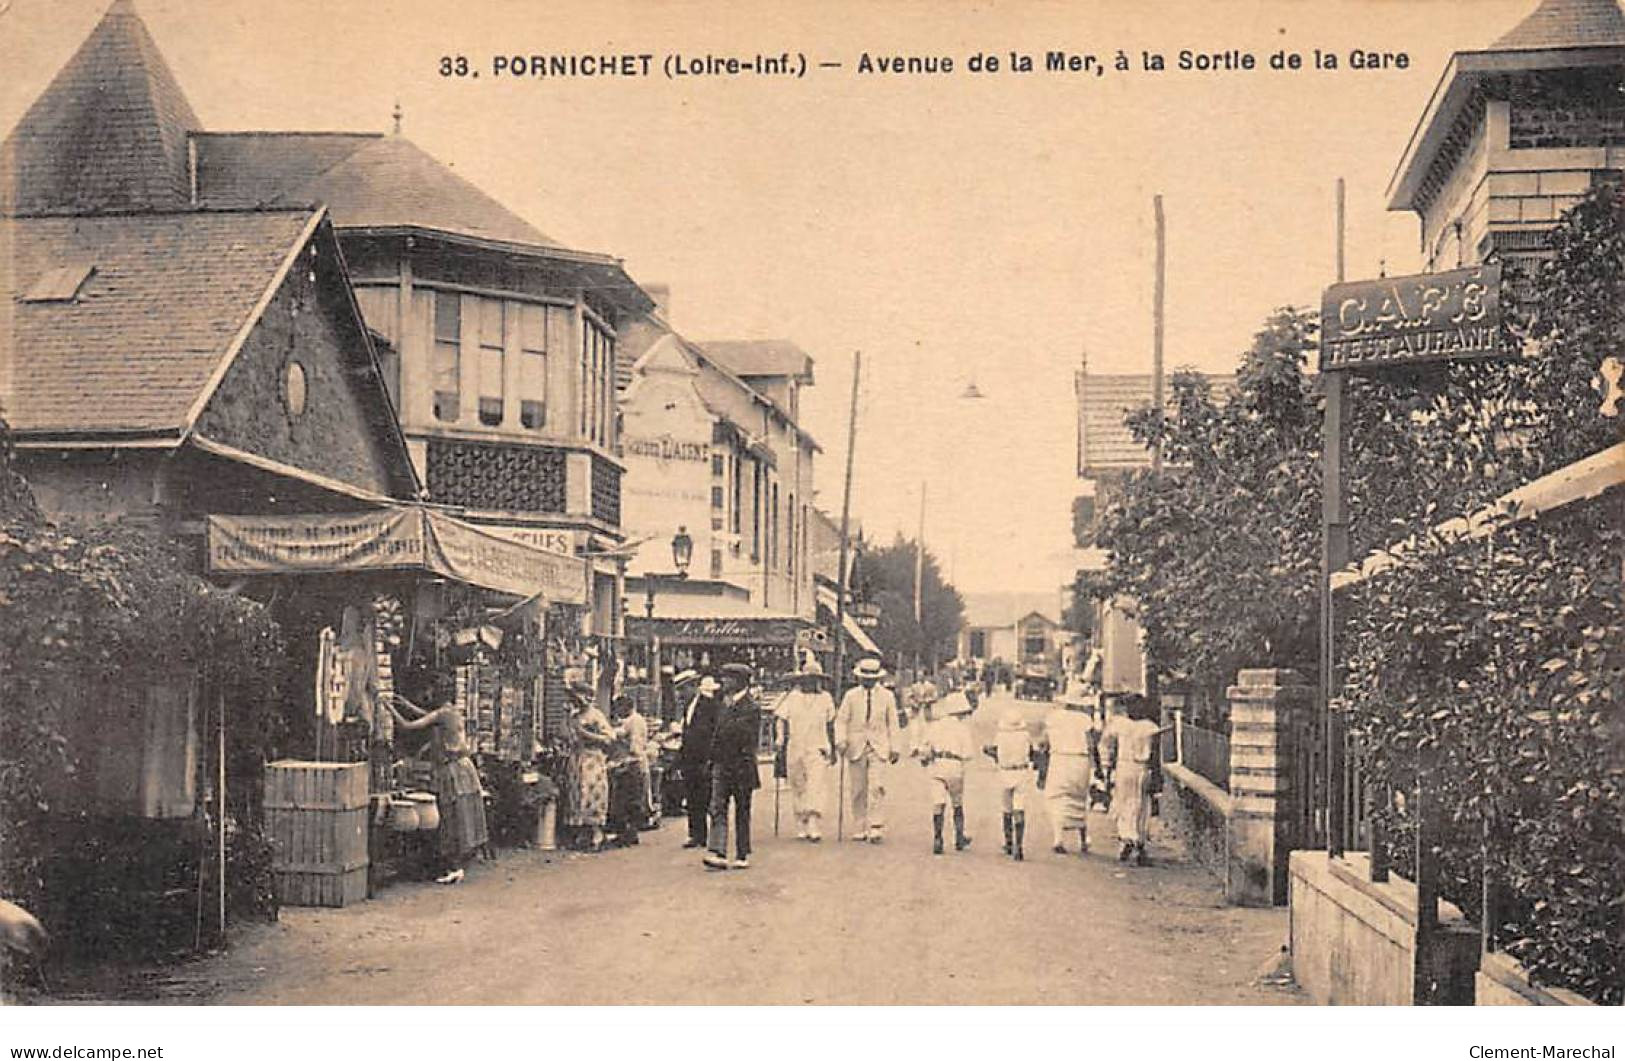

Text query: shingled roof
(1075, 371), (1235, 476)
(1, 208), (320, 435)
(1493, 0), (1625, 49)
(696, 340), (814, 383)
(195, 132), (561, 248)
(0, 0), (200, 214)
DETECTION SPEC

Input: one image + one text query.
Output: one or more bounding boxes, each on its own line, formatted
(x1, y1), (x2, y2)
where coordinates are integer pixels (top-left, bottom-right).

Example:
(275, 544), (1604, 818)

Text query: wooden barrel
(264, 760), (369, 908)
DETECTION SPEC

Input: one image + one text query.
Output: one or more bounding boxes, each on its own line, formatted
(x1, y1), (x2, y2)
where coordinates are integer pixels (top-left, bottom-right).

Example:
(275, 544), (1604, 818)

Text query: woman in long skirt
(565, 681), (616, 850)
(1102, 694), (1166, 866)
(389, 689), (489, 882)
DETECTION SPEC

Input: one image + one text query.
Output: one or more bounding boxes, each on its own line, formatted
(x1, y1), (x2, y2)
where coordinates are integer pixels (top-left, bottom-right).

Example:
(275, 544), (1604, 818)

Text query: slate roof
(1075, 371), (1234, 475)
(697, 339), (814, 382)
(1, 208), (318, 434)
(0, 0), (200, 215)
(195, 132), (561, 248)
(1493, 0), (1625, 49)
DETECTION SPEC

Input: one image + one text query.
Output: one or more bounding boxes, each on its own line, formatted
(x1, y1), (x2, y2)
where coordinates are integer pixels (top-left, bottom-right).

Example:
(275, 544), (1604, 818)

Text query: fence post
(1174, 709), (1184, 765)
(1326, 705), (1346, 859)
(1226, 669), (1313, 906)
(1413, 748), (1441, 1004)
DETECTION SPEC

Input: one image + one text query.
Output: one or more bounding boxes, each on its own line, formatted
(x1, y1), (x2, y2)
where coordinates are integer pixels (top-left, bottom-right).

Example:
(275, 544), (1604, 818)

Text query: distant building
(958, 591), (1074, 671)
(1387, 0), (1625, 272)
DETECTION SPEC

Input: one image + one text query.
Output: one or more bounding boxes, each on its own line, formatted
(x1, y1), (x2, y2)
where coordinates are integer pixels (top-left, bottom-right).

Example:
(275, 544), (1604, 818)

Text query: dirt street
(97, 694), (1304, 1006)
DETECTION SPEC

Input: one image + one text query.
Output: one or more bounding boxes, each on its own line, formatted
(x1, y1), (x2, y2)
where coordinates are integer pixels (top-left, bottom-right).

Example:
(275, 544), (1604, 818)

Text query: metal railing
(1171, 712), (1231, 791)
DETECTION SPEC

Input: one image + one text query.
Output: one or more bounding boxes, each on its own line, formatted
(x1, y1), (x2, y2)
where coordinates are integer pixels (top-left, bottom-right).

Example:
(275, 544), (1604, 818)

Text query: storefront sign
(478, 524), (579, 557)
(626, 616), (805, 645)
(1320, 263), (1503, 372)
(210, 509), (424, 574)
(624, 434), (711, 463)
(207, 509), (589, 605)
(423, 510), (587, 605)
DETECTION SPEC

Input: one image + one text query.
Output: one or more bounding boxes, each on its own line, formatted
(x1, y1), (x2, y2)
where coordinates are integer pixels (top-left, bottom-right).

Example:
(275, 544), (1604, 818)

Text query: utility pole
(1146, 195), (1166, 708)
(1323, 178), (1350, 857)
(914, 480), (925, 677)
(832, 351), (862, 698)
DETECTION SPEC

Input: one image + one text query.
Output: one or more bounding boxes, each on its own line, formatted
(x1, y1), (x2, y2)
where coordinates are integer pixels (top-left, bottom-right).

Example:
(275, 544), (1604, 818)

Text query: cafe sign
(1320, 263), (1503, 373)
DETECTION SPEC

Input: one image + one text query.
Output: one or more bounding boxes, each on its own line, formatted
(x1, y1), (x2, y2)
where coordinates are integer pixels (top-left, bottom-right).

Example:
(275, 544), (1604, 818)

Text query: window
(519, 303), (548, 430)
(770, 482), (780, 569)
(711, 515), (724, 532)
(711, 486), (724, 509)
(23, 264), (94, 303)
(969, 631), (987, 658)
(432, 291), (461, 422)
(478, 298), (505, 427)
(711, 453), (724, 477)
(787, 492), (796, 575)
(579, 315), (615, 447)
(729, 453), (742, 534)
(1023, 632), (1047, 658)
(710, 549), (723, 579)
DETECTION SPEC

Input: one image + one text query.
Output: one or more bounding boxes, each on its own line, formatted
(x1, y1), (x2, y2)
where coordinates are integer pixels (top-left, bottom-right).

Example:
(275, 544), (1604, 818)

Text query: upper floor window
(580, 315), (615, 449)
(432, 291), (461, 422)
(478, 297), (505, 427)
(519, 304), (548, 431)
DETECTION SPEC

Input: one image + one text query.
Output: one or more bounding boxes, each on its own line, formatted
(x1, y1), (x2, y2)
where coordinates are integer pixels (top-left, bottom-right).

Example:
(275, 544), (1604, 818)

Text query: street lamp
(644, 526), (693, 619)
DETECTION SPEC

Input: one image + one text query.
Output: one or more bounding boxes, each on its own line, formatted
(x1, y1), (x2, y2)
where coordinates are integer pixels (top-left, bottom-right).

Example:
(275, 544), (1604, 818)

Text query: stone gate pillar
(1226, 668), (1312, 906)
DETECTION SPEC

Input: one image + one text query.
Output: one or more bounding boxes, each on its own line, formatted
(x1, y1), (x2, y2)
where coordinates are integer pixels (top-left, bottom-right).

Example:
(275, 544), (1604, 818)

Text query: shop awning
(206, 507), (589, 604)
(814, 583), (881, 655)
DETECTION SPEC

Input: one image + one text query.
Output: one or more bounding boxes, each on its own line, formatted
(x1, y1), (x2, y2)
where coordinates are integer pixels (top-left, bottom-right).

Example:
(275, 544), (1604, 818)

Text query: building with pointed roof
(1, 1), (420, 525)
(616, 306), (820, 627)
(1387, 0), (1625, 271)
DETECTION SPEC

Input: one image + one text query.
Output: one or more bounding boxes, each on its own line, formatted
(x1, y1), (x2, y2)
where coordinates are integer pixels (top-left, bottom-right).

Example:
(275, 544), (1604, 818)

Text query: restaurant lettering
(1320, 263), (1504, 372)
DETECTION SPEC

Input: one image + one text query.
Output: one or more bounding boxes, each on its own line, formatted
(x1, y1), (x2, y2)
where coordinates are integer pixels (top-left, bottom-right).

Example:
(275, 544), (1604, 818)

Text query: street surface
(97, 694), (1303, 1005)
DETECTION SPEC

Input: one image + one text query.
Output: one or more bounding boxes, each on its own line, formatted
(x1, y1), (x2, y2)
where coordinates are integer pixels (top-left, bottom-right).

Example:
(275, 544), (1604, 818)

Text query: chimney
(645, 283), (672, 324)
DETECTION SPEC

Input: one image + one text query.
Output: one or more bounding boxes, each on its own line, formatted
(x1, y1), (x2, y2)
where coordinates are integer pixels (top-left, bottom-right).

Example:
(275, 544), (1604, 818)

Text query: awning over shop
(815, 583), (882, 655)
(206, 507), (589, 604)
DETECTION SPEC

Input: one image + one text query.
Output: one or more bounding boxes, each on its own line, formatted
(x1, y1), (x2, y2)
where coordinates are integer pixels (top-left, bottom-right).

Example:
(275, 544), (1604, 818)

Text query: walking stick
(774, 773), (781, 837)
(836, 755), (845, 841)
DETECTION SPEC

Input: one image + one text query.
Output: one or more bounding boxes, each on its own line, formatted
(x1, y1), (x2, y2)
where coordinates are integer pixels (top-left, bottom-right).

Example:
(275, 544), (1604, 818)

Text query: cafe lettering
(1320, 263), (1504, 372)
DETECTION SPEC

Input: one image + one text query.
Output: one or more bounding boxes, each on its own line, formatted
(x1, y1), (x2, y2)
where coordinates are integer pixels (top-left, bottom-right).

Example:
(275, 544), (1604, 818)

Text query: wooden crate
(264, 760), (369, 908)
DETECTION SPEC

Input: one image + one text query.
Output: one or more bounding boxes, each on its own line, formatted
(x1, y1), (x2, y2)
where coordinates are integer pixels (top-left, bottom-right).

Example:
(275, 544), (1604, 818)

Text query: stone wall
(1475, 950), (1596, 1007)
(1289, 850), (1480, 1005)
(1162, 762), (1231, 888)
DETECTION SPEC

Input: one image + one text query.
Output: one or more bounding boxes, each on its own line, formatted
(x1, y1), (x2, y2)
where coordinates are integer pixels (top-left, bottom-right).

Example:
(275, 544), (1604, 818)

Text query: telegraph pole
(832, 351), (862, 698)
(1146, 195), (1166, 708)
(1323, 178), (1350, 857)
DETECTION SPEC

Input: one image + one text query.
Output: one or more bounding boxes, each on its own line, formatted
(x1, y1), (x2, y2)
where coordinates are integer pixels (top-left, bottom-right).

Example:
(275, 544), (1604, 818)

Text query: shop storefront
(207, 506), (602, 896)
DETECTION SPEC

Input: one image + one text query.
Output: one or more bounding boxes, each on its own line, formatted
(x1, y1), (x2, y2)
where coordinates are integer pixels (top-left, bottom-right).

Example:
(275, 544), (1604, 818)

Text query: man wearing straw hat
(774, 657), (836, 842)
(834, 656), (899, 843)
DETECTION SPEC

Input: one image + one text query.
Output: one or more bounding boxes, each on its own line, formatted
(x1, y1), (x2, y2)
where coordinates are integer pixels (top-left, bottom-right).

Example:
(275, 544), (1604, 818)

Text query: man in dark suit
(703, 662), (762, 870)
(677, 672), (721, 848)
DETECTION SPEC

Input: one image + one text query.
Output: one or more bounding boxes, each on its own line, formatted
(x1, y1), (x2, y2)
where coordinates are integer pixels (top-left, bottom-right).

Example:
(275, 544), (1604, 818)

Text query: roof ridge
(1492, 0), (1625, 49)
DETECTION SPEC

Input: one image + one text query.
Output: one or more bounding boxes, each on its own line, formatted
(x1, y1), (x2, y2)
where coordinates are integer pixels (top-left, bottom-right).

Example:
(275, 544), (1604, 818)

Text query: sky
(0, 0), (1537, 594)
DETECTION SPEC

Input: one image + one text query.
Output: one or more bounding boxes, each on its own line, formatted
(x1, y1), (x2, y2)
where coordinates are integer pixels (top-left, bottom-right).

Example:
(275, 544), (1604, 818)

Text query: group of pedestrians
(669, 652), (1169, 871)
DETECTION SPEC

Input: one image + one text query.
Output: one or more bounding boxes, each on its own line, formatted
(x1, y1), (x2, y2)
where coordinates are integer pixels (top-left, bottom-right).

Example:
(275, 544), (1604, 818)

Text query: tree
(850, 535), (965, 670)
(1079, 307), (1323, 704)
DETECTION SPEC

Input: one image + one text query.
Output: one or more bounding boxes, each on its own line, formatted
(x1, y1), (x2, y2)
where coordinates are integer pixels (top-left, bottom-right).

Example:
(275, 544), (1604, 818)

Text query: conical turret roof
(0, 0), (200, 214)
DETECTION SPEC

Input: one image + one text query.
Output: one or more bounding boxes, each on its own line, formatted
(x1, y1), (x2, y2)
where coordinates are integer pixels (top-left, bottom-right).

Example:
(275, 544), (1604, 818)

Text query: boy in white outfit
(984, 704), (1035, 861)
(915, 682), (976, 855)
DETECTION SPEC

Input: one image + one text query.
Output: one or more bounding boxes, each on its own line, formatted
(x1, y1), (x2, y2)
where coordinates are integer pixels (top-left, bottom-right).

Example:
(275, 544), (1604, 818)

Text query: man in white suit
(834, 656), (899, 843)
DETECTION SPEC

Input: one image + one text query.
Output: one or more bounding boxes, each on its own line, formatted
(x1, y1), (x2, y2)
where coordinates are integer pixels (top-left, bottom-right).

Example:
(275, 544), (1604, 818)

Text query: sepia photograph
(0, 0), (1621, 1049)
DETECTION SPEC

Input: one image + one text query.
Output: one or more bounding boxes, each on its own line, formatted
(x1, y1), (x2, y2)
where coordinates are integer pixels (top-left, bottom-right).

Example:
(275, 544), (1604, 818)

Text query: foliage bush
(0, 421), (289, 956)
(1081, 184), (1623, 1001)
(848, 534), (965, 669)
(1078, 307), (1323, 701)
(1342, 500), (1623, 1004)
